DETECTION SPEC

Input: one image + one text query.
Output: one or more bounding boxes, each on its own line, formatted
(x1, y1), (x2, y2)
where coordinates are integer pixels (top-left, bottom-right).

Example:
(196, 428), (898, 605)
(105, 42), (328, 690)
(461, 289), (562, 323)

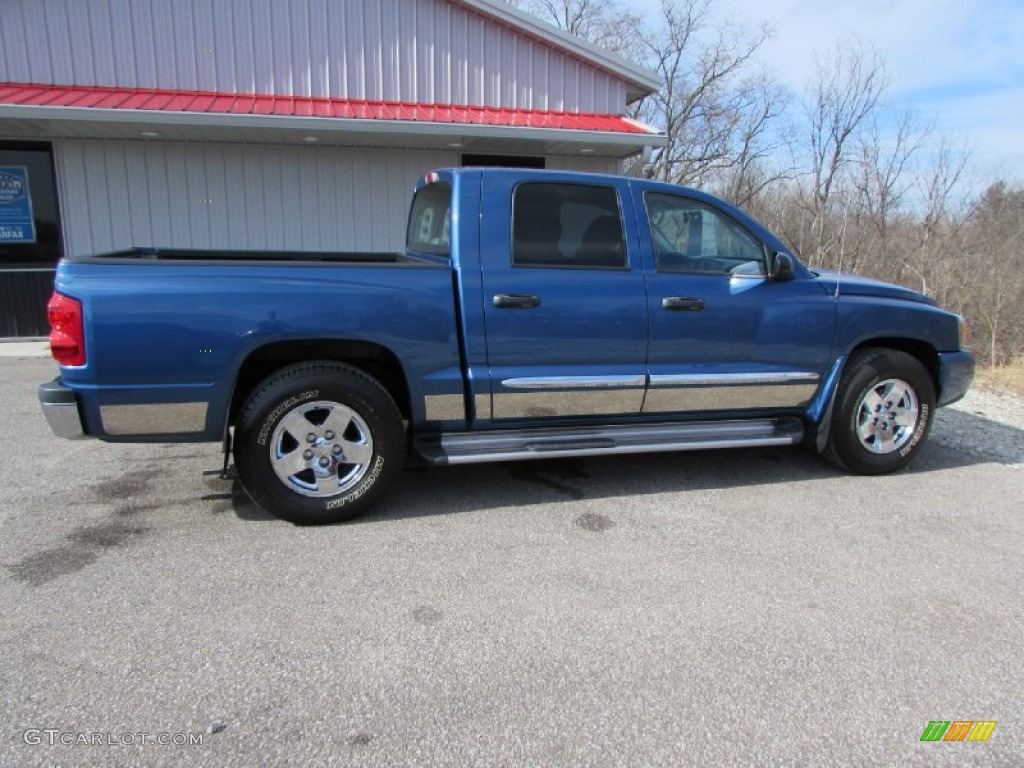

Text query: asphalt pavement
(1, 357), (1021, 767)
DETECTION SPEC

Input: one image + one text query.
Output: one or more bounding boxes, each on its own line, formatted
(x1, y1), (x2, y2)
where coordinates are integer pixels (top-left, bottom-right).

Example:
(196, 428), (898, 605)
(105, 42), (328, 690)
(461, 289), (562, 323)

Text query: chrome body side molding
(648, 372), (820, 387)
(474, 393), (492, 421)
(424, 394), (465, 421)
(492, 390), (645, 419)
(494, 375), (646, 419)
(428, 376), (819, 423)
(433, 372), (822, 421)
(644, 371), (819, 413)
(100, 402), (208, 435)
(501, 375), (647, 390)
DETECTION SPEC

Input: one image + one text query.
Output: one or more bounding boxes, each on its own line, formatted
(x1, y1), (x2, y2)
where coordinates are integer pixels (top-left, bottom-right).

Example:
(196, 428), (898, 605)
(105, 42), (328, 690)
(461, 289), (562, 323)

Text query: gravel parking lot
(2, 356), (1022, 767)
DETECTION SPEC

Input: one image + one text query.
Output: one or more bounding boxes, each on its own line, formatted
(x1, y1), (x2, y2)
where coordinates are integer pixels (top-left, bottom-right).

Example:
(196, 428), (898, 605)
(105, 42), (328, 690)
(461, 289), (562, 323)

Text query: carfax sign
(0, 166), (36, 243)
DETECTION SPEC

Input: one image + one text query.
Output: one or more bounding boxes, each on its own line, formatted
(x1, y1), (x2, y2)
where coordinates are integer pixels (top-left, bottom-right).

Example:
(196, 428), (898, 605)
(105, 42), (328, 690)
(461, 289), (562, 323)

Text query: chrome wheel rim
(269, 400), (374, 497)
(854, 378), (919, 454)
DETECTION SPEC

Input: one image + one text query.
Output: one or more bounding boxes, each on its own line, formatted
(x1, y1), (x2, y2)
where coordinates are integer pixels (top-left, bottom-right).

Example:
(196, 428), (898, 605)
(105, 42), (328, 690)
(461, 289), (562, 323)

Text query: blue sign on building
(0, 166), (36, 244)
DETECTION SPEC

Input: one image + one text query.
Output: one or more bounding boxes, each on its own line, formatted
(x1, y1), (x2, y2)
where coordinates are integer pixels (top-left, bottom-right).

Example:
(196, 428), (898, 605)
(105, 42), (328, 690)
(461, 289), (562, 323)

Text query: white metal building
(0, 0), (664, 336)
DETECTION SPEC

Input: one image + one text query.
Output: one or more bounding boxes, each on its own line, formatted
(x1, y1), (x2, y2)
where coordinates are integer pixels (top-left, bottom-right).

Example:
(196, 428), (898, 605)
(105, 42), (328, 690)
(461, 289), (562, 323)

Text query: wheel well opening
(851, 337), (941, 393)
(229, 340), (412, 426)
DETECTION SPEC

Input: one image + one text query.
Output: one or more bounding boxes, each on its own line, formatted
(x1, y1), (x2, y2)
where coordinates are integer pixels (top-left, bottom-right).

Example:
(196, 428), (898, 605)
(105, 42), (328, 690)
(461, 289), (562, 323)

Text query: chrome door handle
(493, 293), (541, 309)
(661, 296), (705, 311)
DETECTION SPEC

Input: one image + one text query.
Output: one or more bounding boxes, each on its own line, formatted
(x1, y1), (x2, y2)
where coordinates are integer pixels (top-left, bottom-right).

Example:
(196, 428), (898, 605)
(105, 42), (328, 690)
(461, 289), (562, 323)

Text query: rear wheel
(234, 361), (405, 524)
(824, 348), (935, 474)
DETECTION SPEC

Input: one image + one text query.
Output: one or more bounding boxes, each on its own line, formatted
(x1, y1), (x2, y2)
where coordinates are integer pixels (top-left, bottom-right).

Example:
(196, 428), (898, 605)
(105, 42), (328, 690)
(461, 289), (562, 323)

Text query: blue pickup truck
(39, 168), (974, 524)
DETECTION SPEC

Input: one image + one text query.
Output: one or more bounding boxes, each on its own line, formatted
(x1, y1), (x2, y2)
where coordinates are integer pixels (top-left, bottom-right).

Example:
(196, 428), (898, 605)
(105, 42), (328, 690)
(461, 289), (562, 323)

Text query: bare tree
(510, 0), (784, 197)
(716, 74), (793, 207)
(961, 182), (1024, 365)
(506, 0), (635, 52)
(918, 137), (970, 249)
(802, 42), (887, 267)
(894, 136), (971, 302)
(855, 111), (927, 263)
(621, 0), (773, 188)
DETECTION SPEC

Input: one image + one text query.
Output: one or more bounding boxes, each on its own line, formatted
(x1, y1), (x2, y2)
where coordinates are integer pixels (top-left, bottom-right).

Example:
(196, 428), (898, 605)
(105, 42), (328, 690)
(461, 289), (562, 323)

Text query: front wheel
(824, 348), (936, 474)
(234, 361), (405, 524)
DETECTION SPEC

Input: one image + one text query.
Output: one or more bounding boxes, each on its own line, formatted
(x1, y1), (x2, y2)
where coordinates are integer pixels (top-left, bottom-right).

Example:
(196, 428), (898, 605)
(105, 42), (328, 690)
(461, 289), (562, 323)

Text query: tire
(233, 361), (405, 524)
(823, 348), (935, 474)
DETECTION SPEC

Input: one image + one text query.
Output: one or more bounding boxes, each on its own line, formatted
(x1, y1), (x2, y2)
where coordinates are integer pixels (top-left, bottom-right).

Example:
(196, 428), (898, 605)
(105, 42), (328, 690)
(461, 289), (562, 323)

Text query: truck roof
(423, 167), (789, 256)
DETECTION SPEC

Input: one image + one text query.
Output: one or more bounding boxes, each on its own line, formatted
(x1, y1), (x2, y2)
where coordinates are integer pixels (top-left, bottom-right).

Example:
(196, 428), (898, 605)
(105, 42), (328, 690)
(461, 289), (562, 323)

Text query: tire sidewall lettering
(898, 402), (929, 458)
(256, 389), (319, 446)
(325, 454), (385, 510)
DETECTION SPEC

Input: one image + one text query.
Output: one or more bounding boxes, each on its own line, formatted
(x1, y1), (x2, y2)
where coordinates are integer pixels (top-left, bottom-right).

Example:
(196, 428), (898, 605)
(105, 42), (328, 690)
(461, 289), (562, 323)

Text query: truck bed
(51, 253), (464, 441)
(70, 247), (422, 265)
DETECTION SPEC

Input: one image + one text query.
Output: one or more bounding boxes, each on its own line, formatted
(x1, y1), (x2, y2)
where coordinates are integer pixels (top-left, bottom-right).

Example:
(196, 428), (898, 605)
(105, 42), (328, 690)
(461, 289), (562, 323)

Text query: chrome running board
(415, 417), (804, 465)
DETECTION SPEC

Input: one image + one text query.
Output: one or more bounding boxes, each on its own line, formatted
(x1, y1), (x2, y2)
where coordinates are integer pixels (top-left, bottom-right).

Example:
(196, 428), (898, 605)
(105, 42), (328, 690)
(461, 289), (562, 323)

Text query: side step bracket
(415, 418), (804, 465)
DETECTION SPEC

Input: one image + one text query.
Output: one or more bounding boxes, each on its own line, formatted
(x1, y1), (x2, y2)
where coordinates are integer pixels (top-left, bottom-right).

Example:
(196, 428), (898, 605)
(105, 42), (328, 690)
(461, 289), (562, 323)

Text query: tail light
(47, 292), (86, 366)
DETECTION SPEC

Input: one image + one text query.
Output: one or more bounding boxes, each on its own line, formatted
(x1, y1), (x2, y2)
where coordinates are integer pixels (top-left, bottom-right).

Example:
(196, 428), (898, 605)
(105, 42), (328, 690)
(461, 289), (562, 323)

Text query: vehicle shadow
(221, 407), (1023, 524)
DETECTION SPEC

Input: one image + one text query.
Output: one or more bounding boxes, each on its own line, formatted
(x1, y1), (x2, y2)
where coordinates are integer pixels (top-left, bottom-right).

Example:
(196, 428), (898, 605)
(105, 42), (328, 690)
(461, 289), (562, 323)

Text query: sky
(630, 0), (1024, 187)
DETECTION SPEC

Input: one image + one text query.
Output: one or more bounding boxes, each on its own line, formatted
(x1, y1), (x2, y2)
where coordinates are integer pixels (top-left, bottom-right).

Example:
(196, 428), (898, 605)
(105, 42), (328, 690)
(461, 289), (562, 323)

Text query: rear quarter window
(407, 182), (451, 256)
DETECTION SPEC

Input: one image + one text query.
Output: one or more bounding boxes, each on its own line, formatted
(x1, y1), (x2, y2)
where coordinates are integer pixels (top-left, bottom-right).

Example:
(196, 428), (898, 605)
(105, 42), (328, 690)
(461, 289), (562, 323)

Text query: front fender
(802, 356), (847, 453)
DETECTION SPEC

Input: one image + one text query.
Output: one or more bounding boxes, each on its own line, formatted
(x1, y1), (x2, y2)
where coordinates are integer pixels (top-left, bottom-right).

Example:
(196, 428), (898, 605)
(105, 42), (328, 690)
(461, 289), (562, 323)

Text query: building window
(461, 154), (545, 169)
(0, 141), (63, 337)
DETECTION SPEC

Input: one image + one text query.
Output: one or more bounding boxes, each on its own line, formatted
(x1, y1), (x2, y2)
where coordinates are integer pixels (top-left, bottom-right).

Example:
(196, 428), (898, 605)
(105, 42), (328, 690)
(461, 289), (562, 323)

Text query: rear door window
(512, 183), (626, 269)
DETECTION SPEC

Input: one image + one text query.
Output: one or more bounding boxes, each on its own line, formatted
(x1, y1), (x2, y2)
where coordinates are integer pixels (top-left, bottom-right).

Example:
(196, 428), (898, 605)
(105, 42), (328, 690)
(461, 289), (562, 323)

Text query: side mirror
(770, 251), (795, 282)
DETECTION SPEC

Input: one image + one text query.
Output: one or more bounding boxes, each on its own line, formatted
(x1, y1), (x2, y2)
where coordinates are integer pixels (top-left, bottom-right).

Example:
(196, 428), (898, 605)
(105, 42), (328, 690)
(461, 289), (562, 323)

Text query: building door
(0, 142), (63, 337)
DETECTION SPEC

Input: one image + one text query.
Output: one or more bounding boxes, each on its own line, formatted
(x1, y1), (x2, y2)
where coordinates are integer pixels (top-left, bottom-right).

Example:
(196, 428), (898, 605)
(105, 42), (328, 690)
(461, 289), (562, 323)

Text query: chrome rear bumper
(38, 378), (86, 439)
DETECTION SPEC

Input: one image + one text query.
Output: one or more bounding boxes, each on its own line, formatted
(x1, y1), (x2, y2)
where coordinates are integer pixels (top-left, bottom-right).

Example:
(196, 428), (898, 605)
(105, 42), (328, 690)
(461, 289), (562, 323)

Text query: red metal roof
(0, 82), (654, 135)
